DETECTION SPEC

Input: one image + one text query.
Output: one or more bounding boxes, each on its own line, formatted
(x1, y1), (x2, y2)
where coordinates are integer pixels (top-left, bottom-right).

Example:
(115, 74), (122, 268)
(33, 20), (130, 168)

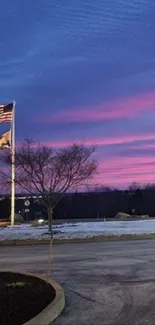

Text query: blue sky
(0, 0), (155, 187)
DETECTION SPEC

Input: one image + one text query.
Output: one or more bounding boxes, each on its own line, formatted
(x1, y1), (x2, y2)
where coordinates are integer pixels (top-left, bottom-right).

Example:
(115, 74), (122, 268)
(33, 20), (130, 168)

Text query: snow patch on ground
(0, 219), (155, 241)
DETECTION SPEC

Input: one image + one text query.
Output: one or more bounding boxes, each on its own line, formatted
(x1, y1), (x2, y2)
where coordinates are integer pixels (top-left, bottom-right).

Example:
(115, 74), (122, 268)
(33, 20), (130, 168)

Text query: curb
(24, 274), (65, 325)
(0, 234), (155, 246)
(1, 270), (65, 325)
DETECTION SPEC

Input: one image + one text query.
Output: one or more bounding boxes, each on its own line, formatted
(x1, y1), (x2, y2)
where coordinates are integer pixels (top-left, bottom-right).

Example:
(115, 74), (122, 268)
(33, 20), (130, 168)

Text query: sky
(0, 0), (155, 188)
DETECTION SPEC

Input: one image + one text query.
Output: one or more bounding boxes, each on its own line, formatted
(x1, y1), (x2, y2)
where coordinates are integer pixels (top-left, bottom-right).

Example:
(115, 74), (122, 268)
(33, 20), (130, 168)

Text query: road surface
(0, 240), (155, 324)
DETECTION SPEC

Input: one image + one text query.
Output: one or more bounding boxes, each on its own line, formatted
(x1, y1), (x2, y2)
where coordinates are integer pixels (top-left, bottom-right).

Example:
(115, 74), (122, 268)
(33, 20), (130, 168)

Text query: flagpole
(11, 100), (16, 226)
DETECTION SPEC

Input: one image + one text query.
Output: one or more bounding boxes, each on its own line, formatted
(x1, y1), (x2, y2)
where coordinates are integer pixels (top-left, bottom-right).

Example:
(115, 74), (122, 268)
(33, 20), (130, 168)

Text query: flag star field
(0, 0), (155, 188)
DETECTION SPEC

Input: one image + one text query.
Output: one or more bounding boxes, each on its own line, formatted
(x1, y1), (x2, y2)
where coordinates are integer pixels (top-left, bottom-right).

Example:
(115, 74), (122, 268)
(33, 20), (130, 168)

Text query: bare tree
(128, 182), (141, 191)
(0, 139), (97, 232)
(0, 158), (10, 195)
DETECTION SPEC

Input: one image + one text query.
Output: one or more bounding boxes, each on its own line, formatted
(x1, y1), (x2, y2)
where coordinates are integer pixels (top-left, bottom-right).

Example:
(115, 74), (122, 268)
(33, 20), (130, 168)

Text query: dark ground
(0, 272), (55, 325)
(0, 240), (155, 324)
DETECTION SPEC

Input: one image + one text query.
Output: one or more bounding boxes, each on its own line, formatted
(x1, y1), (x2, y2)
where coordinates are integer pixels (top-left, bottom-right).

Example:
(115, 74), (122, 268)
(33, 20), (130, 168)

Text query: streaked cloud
(97, 156), (155, 187)
(39, 91), (155, 124)
(41, 132), (155, 148)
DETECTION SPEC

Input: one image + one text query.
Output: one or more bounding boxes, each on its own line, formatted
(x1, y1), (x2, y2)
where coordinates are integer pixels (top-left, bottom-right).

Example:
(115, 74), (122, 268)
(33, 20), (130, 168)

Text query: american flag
(0, 103), (13, 123)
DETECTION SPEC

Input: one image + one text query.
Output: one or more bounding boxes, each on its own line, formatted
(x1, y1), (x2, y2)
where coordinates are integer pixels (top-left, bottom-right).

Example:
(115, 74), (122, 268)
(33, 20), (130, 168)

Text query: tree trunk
(47, 206), (53, 234)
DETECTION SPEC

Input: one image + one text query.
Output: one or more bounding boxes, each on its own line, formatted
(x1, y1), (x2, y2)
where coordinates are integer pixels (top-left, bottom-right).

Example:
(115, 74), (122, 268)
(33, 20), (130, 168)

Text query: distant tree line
(1, 183), (155, 220)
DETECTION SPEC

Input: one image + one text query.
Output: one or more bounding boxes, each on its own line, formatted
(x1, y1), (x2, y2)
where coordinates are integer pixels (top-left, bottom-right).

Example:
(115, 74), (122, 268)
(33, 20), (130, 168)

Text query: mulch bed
(0, 272), (55, 325)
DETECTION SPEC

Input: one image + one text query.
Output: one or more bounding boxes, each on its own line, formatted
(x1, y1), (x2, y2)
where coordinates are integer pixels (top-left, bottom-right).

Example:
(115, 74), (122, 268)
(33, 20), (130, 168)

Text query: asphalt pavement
(0, 240), (155, 324)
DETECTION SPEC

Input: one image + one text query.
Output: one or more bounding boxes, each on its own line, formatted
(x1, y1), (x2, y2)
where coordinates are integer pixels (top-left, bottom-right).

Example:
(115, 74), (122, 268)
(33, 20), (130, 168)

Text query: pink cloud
(95, 173), (155, 188)
(16, 137), (155, 188)
(127, 143), (155, 150)
(38, 135), (155, 187)
(93, 156), (155, 187)
(24, 132), (155, 188)
(41, 132), (155, 148)
(95, 156), (155, 187)
(40, 90), (155, 123)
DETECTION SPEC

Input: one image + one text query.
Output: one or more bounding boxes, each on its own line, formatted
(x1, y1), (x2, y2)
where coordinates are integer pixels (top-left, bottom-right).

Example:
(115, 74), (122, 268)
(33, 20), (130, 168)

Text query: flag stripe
(0, 113), (13, 116)
(0, 114), (12, 121)
(0, 116), (12, 119)
(0, 113), (12, 116)
(0, 118), (12, 123)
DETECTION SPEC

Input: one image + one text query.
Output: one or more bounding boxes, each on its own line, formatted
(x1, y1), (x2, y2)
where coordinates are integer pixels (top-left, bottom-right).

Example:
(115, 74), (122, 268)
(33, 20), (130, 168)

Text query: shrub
(115, 212), (131, 220)
(9, 213), (24, 224)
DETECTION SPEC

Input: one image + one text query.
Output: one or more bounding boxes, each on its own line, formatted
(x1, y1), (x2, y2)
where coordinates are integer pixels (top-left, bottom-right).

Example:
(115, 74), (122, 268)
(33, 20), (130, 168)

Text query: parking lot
(1, 240), (155, 324)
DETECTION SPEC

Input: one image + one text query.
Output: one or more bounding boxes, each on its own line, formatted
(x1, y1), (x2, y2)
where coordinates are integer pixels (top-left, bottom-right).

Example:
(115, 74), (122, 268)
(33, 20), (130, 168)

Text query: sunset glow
(1, 1), (155, 188)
